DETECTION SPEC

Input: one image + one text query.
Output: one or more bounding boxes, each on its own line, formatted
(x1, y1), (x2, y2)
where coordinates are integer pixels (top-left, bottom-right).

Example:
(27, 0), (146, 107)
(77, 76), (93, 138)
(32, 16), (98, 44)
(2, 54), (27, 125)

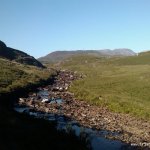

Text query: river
(14, 88), (138, 150)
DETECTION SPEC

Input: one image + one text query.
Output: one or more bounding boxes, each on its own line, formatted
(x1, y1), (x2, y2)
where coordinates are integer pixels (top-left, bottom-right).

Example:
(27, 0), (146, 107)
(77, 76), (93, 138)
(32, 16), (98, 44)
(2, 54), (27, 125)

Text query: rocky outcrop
(0, 40), (7, 49)
(0, 40), (45, 68)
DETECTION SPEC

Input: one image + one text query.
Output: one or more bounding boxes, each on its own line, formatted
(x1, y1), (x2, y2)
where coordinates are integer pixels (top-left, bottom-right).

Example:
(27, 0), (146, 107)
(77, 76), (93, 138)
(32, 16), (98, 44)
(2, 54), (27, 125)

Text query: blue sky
(0, 0), (150, 58)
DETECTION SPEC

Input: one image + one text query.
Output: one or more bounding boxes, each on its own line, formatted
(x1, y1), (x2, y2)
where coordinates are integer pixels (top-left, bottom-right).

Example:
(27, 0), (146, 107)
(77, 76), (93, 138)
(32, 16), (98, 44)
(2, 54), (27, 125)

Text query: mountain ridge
(38, 48), (136, 62)
(0, 40), (44, 68)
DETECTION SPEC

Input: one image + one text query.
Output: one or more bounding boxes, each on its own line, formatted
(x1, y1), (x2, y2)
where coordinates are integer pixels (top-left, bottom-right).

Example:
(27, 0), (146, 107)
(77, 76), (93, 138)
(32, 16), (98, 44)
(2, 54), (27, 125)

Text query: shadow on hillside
(0, 107), (88, 150)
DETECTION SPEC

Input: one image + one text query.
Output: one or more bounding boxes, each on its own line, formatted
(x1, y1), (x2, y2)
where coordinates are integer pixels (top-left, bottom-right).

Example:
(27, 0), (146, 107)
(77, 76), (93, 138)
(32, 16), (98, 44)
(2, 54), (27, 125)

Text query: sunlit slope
(38, 49), (136, 63)
(0, 58), (53, 94)
(110, 51), (150, 65)
(61, 54), (150, 119)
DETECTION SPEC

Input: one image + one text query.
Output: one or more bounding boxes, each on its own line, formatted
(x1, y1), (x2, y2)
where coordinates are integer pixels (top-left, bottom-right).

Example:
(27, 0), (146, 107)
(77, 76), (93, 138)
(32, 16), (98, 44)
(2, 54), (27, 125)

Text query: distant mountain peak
(38, 49), (136, 62)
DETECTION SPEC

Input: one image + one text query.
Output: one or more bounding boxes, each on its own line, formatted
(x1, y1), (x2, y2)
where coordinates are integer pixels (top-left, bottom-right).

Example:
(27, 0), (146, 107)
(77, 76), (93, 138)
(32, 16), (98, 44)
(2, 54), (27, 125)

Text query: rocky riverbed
(15, 70), (150, 149)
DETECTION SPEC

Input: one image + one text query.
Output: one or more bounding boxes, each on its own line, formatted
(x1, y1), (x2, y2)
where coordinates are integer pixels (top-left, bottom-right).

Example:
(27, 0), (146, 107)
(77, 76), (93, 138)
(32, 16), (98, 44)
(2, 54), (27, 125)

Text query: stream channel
(14, 89), (138, 150)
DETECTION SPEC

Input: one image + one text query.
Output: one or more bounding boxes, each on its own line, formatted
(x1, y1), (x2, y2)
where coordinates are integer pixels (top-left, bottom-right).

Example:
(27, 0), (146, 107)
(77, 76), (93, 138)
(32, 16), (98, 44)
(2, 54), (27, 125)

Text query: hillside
(0, 40), (44, 68)
(108, 50), (150, 65)
(0, 58), (54, 95)
(58, 53), (150, 120)
(0, 55), (87, 150)
(38, 49), (136, 62)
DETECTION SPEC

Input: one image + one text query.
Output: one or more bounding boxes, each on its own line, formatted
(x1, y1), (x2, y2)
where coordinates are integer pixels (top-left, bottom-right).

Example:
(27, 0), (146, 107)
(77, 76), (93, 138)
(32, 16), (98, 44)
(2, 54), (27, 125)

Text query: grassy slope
(0, 58), (89, 150)
(0, 58), (54, 94)
(61, 54), (150, 120)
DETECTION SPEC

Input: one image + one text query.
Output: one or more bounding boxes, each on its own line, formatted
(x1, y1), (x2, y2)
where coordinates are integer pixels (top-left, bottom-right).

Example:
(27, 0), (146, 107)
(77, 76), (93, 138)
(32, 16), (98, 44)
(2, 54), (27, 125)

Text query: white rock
(41, 98), (49, 103)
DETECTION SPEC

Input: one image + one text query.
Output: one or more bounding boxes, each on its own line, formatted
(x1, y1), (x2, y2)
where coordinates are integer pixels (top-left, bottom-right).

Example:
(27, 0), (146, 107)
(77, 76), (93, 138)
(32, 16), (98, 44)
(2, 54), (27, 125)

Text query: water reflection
(14, 105), (136, 150)
(14, 89), (138, 150)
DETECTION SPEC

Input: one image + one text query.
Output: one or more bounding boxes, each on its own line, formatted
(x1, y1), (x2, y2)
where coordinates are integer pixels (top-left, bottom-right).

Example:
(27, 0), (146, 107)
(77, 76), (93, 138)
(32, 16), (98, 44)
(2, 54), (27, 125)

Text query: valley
(15, 69), (150, 149)
(0, 41), (150, 150)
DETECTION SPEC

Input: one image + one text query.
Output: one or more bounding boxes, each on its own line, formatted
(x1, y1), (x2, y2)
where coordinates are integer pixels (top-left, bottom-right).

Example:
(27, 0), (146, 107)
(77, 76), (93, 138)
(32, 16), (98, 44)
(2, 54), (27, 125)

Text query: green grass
(109, 51), (150, 65)
(0, 59), (89, 150)
(0, 58), (54, 94)
(61, 54), (150, 120)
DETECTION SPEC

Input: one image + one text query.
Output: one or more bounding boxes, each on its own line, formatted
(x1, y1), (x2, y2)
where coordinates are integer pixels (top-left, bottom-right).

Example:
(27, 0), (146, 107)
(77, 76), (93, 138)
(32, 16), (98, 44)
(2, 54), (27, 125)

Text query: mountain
(98, 49), (136, 56)
(38, 49), (136, 62)
(0, 40), (44, 68)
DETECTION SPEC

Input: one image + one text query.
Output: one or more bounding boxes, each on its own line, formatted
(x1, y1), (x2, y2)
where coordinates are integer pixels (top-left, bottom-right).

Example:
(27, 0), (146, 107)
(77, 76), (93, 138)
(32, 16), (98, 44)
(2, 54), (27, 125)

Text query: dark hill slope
(0, 40), (44, 68)
(38, 49), (136, 62)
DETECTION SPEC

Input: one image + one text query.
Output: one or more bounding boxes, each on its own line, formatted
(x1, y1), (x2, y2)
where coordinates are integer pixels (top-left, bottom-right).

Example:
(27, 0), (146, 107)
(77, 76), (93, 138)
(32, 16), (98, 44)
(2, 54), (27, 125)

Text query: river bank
(0, 70), (57, 108)
(15, 69), (150, 149)
(0, 69), (90, 150)
(0, 107), (89, 150)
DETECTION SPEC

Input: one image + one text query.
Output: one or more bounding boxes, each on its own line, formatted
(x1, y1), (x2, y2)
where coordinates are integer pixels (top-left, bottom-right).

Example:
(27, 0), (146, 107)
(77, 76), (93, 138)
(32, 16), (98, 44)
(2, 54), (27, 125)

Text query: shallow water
(37, 90), (63, 104)
(14, 105), (136, 150)
(14, 89), (137, 150)
(38, 90), (49, 97)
